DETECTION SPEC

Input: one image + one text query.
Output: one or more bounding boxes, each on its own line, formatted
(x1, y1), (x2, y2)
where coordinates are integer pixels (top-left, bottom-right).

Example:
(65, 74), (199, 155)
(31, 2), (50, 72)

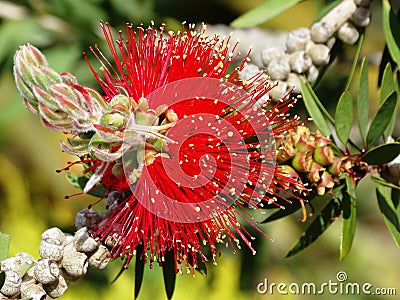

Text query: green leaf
(0, 232), (11, 261)
(379, 63), (398, 141)
(65, 172), (106, 198)
(111, 265), (126, 284)
(392, 188), (400, 209)
(363, 142), (400, 165)
(0, 272), (4, 292)
(340, 175), (356, 259)
(376, 183), (400, 232)
(230, 0), (304, 28)
(344, 32), (365, 91)
(357, 57), (369, 145)
(383, 0), (400, 66)
(65, 172), (82, 190)
(366, 92), (398, 148)
(371, 175), (400, 190)
(335, 91), (354, 146)
(380, 63), (395, 103)
(286, 197), (342, 257)
(261, 200), (302, 223)
(300, 80), (331, 136)
(376, 183), (400, 247)
(162, 250), (176, 300)
(134, 244), (145, 299)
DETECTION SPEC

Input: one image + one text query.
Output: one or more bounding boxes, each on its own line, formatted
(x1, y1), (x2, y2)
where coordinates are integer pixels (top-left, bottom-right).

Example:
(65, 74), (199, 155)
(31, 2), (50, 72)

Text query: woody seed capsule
(310, 21), (333, 43)
(286, 73), (301, 94)
(261, 46), (285, 67)
(74, 227), (99, 253)
(267, 58), (290, 80)
(1, 252), (36, 275)
(351, 6), (371, 27)
(338, 22), (360, 45)
(307, 44), (330, 66)
(268, 81), (288, 101)
(62, 240), (88, 279)
(286, 28), (310, 53)
(289, 51), (312, 74)
(20, 283), (46, 300)
(240, 63), (261, 81)
(40, 228), (66, 261)
(75, 208), (102, 230)
(1, 270), (21, 296)
(307, 65), (319, 84)
(354, 0), (372, 7)
(89, 245), (111, 270)
(326, 37), (336, 49)
(43, 275), (68, 298)
(33, 259), (60, 284)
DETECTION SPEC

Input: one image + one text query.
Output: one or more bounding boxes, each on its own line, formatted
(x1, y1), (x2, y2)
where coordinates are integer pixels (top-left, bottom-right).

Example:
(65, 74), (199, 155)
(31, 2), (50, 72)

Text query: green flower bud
(327, 157), (344, 177)
(296, 134), (316, 152)
(100, 112), (126, 130)
(292, 151), (313, 172)
(313, 146), (334, 166)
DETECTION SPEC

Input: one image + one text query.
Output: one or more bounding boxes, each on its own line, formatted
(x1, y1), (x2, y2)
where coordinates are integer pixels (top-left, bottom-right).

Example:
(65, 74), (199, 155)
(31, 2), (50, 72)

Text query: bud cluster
(14, 44), (178, 193)
(13, 44), (107, 132)
(276, 126), (357, 196)
(241, 0), (373, 101)
(0, 227), (110, 299)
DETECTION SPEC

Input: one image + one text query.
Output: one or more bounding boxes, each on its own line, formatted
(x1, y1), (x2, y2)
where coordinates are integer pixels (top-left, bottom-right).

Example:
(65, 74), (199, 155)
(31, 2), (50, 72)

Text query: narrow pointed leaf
(0, 232), (11, 261)
(335, 91), (354, 146)
(286, 197), (342, 257)
(357, 57), (369, 144)
(383, 0), (400, 66)
(261, 200), (302, 223)
(344, 32), (365, 91)
(380, 63), (395, 103)
(162, 250), (176, 300)
(381, 64), (398, 141)
(300, 80), (331, 136)
(134, 245), (145, 299)
(230, 0), (304, 28)
(376, 183), (400, 247)
(340, 175), (356, 259)
(376, 183), (400, 233)
(363, 142), (400, 165)
(371, 175), (400, 190)
(392, 188), (399, 209)
(111, 265), (126, 284)
(366, 92), (397, 148)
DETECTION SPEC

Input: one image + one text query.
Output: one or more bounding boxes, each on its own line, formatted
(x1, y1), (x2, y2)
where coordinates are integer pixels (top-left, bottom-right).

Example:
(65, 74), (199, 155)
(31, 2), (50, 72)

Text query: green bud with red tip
(313, 145), (334, 166)
(292, 151), (313, 172)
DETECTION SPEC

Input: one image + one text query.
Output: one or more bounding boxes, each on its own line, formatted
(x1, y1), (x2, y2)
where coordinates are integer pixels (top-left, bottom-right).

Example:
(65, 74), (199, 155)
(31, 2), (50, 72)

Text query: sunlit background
(0, 0), (399, 299)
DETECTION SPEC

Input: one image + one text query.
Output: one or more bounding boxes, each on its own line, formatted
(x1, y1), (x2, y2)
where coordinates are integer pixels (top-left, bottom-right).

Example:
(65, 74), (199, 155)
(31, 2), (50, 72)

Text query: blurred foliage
(1, 0), (400, 300)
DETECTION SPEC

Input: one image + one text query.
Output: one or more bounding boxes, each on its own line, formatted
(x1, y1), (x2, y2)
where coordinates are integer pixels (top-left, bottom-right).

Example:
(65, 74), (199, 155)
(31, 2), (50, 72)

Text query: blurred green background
(0, 0), (399, 299)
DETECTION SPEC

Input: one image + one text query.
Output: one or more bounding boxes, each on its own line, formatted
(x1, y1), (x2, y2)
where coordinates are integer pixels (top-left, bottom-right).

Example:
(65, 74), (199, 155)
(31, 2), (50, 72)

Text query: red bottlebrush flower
(13, 22), (305, 273)
(81, 22), (304, 270)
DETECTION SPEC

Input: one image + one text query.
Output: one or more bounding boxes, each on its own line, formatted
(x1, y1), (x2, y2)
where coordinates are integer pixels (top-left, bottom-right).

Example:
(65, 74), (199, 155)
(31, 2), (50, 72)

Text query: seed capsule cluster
(241, 0), (373, 101)
(0, 227), (110, 299)
(276, 126), (367, 196)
